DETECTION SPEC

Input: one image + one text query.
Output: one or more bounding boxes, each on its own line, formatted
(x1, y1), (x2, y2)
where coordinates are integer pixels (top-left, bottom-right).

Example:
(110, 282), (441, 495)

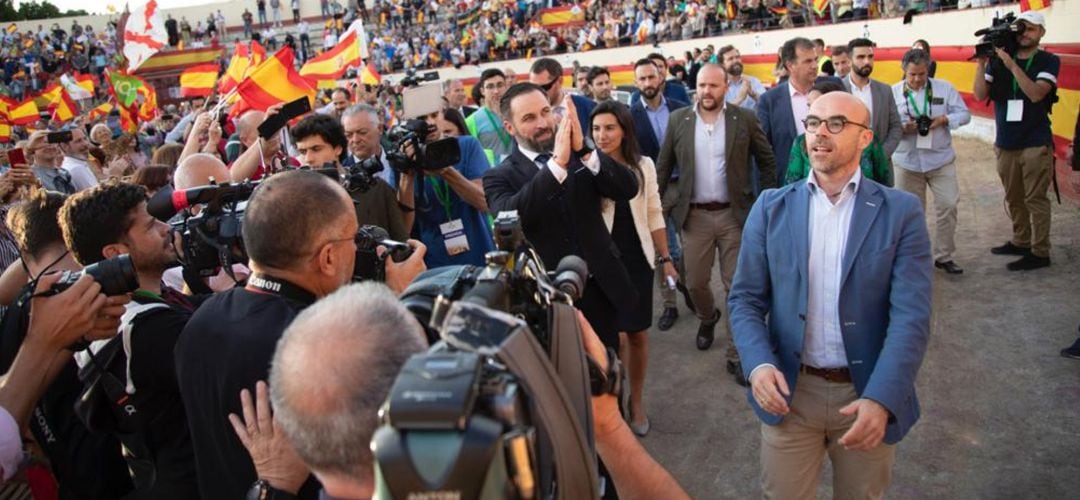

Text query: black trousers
(577, 278), (621, 350)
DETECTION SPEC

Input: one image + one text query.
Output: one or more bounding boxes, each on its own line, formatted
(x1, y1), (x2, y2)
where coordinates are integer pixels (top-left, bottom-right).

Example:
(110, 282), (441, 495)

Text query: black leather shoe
(1006, 254), (1050, 271)
(657, 307), (678, 331)
(991, 241), (1032, 256)
(934, 260), (964, 274)
(731, 360), (749, 387)
(696, 309), (720, 351)
(676, 281), (696, 314)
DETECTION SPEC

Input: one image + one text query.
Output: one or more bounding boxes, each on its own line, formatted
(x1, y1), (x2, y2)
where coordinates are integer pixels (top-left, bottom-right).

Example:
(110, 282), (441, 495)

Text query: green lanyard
(905, 83), (932, 117)
(484, 107), (512, 149)
(133, 289), (163, 302)
(1012, 52), (1037, 98)
(428, 177), (454, 221)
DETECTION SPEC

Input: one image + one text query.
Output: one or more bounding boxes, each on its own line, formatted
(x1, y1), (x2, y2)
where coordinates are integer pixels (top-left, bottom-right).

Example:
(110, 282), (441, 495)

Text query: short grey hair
(341, 104), (382, 127)
(901, 49), (931, 70)
(441, 78), (460, 93)
(269, 282), (426, 479)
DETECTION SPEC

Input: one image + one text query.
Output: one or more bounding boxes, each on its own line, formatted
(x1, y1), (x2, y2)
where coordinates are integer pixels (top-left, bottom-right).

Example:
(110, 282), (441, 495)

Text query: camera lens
(84, 254), (140, 296)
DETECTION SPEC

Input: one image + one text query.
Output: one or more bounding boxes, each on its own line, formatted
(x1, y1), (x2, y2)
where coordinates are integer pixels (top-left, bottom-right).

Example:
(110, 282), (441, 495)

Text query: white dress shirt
(789, 81), (810, 136)
(61, 156), (98, 191)
(691, 104), (728, 203)
(804, 169), (862, 369)
(518, 144), (599, 184)
(891, 78), (972, 173)
(848, 75), (875, 121)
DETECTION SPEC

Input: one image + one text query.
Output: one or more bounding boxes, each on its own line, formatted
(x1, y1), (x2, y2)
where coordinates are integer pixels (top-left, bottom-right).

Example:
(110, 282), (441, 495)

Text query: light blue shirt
(890, 78), (971, 173)
(724, 75), (768, 111)
(642, 94), (671, 147)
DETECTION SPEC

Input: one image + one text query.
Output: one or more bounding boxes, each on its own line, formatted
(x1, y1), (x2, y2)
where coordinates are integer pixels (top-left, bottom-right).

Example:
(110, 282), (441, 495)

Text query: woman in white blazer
(591, 101), (678, 437)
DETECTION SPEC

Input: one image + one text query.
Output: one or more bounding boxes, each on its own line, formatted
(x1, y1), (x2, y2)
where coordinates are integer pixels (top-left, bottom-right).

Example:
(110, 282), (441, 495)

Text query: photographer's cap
(1015, 11), (1045, 27)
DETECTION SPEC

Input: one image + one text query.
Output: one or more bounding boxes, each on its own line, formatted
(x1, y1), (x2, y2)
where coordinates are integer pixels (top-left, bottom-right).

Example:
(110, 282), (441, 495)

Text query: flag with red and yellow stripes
(88, 102), (114, 121)
(8, 97), (39, 125)
(813, 0), (829, 15)
(300, 30), (362, 81)
(360, 61), (381, 86)
(180, 63), (219, 97)
(0, 97), (12, 143)
(1020, 0), (1051, 11)
(34, 84), (64, 109)
(236, 47), (316, 112)
(48, 87), (79, 123)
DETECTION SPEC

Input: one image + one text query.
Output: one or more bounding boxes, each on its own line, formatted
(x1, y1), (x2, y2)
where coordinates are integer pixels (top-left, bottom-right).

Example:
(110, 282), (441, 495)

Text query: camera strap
(1012, 51), (1038, 98)
(483, 107), (512, 150)
(905, 83), (931, 118)
(428, 177), (455, 220)
(245, 272), (317, 306)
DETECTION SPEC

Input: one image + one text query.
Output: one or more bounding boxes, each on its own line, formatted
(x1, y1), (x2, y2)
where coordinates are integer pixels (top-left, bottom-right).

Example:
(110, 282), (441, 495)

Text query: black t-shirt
(175, 286), (318, 500)
(0, 284), (133, 500)
(985, 50), (1060, 150)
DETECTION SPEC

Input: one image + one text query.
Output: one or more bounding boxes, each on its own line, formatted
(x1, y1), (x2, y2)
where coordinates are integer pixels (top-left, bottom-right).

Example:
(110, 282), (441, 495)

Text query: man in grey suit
(843, 38), (903, 162)
(657, 64), (777, 385)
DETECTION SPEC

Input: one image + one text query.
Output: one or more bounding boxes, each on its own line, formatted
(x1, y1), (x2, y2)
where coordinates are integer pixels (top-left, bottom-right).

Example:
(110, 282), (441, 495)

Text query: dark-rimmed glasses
(803, 115), (871, 134)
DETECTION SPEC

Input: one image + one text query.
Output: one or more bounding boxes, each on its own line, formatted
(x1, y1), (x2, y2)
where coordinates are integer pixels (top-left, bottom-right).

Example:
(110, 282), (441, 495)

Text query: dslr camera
(374, 212), (619, 500)
(385, 119), (462, 174)
(46, 254), (140, 297)
(916, 114), (932, 137)
(973, 12), (1020, 59)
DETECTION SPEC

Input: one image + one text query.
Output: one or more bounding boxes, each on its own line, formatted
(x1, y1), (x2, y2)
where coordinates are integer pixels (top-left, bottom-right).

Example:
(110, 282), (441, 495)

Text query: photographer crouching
(58, 181), (201, 498)
(230, 282), (689, 500)
(973, 11), (1060, 271)
(174, 170), (426, 500)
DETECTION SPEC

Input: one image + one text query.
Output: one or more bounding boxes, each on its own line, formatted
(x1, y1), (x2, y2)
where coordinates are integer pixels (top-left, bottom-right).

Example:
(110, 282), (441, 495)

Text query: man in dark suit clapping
(483, 83), (639, 349)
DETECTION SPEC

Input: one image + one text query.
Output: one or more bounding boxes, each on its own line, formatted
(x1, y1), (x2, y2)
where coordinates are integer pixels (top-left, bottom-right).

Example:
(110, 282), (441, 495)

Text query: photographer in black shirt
(0, 190), (133, 498)
(174, 170), (426, 500)
(58, 181), (199, 498)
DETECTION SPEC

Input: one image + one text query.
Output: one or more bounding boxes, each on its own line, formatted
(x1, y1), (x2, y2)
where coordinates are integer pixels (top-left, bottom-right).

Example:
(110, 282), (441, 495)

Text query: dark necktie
(55, 170), (76, 194)
(534, 153), (551, 169)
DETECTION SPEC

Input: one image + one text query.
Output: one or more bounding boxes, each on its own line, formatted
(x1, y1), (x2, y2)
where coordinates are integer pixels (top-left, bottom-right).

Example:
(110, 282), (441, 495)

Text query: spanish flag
(300, 30), (362, 81)
(0, 98), (12, 143)
(34, 84), (64, 109)
(1020, 0), (1051, 11)
(74, 73), (96, 94)
(360, 61), (381, 86)
(49, 88), (79, 124)
(813, 0), (829, 15)
(180, 63), (219, 97)
(137, 82), (158, 121)
(236, 47), (316, 112)
(219, 41), (266, 95)
(8, 97), (39, 125)
(88, 102), (114, 121)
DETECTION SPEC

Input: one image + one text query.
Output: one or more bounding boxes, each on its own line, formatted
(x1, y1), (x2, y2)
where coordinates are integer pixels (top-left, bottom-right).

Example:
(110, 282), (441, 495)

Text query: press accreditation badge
(440, 219), (470, 256)
(916, 132), (933, 150)
(1006, 100), (1024, 122)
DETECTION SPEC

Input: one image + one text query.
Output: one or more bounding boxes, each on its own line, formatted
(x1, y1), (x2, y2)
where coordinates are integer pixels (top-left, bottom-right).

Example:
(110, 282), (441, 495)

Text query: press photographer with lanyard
(175, 171), (426, 500)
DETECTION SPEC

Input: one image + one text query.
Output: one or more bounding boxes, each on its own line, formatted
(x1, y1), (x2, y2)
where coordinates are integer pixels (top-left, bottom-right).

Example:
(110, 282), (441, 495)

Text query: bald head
(805, 92), (874, 177)
(174, 153), (230, 189)
(236, 110), (267, 147)
(270, 282), (426, 480)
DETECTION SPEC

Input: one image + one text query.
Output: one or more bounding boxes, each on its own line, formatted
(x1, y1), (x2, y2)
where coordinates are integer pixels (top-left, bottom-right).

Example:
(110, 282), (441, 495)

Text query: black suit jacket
(483, 148), (639, 307)
(461, 105), (478, 118)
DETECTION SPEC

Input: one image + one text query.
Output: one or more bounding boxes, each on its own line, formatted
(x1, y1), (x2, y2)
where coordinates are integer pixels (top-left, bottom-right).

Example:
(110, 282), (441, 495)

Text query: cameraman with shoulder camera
(58, 181), (200, 498)
(0, 190), (134, 497)
(291, 113), (410, 241)
(174, 170), (426, 500)
(973, 11), (1060, 271)
(394, 108), (495, 267)
(229, 283), (689, 500)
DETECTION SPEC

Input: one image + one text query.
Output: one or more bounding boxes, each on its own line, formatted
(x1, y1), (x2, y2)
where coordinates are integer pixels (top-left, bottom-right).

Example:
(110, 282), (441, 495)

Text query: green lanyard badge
(1011, 53), (1037, 99)
(428, 177), (455, 221)
(906, 83), (932, 118)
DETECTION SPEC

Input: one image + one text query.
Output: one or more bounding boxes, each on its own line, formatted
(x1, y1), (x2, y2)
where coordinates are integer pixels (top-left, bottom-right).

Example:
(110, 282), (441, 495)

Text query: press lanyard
(905, 84), (932, 118)
(429, 177), (454, 221)
(1012, 52), (1037, 98)
(484, 107), (512, 149)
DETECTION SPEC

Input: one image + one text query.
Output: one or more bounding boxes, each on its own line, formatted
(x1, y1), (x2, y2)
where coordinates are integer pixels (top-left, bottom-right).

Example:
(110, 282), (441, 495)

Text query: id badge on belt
(440, 219), (470, 256)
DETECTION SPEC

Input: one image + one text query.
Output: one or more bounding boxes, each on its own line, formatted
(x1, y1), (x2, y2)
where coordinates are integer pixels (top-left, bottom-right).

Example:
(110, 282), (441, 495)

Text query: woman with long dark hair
(590, 101), (677, 437)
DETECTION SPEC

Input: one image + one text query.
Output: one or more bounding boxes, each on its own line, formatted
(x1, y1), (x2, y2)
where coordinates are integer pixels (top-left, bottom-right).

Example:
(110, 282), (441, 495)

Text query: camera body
(48, 254), (140, 297)
(916, 115), (932, 137)
(973, 13), (1020, 59)
(377, 213), (604, 500)
(352, 225), (413, 282)
(386, 119), (462, 174)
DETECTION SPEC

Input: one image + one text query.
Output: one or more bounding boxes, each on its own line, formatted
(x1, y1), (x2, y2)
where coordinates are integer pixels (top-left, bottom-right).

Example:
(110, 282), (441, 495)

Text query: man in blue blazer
(529, 58), (596, 135)
(729, 92), (931, 498)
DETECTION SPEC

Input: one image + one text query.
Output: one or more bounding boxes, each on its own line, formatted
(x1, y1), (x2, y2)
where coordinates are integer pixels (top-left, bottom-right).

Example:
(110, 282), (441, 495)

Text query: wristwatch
(247, 479), (299, 500)
(655, 255), (673, 265)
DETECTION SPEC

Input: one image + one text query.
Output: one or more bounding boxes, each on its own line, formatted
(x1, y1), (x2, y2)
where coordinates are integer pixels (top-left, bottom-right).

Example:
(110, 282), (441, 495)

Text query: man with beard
(483, 82), (639, 352)
(656, 64), (776, 384)
(587, 66), (614, 102)
(842, 38), (903, 162)
(729, 92), (931, 499)
(59, 182), (200, 498)
(719, 45), (768, 111)
(629, 58), (693, 331)
(58, 126), (98, 191)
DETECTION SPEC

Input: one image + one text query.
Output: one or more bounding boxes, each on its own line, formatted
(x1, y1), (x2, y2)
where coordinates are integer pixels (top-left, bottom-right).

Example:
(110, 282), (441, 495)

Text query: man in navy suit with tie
(483, 83), (639, 350)
(730, 92), (932, 498)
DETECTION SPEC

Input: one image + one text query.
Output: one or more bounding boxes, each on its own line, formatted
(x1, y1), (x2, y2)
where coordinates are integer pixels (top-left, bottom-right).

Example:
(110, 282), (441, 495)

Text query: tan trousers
(681, 207), (741, 354)
(761, 374), (897, 500)
(895, 162), (959, 263)
(995, 146), (1053, 258)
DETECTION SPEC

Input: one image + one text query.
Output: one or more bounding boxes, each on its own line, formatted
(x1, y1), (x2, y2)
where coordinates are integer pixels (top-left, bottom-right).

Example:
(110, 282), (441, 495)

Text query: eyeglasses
(803, 116), (871, 134)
